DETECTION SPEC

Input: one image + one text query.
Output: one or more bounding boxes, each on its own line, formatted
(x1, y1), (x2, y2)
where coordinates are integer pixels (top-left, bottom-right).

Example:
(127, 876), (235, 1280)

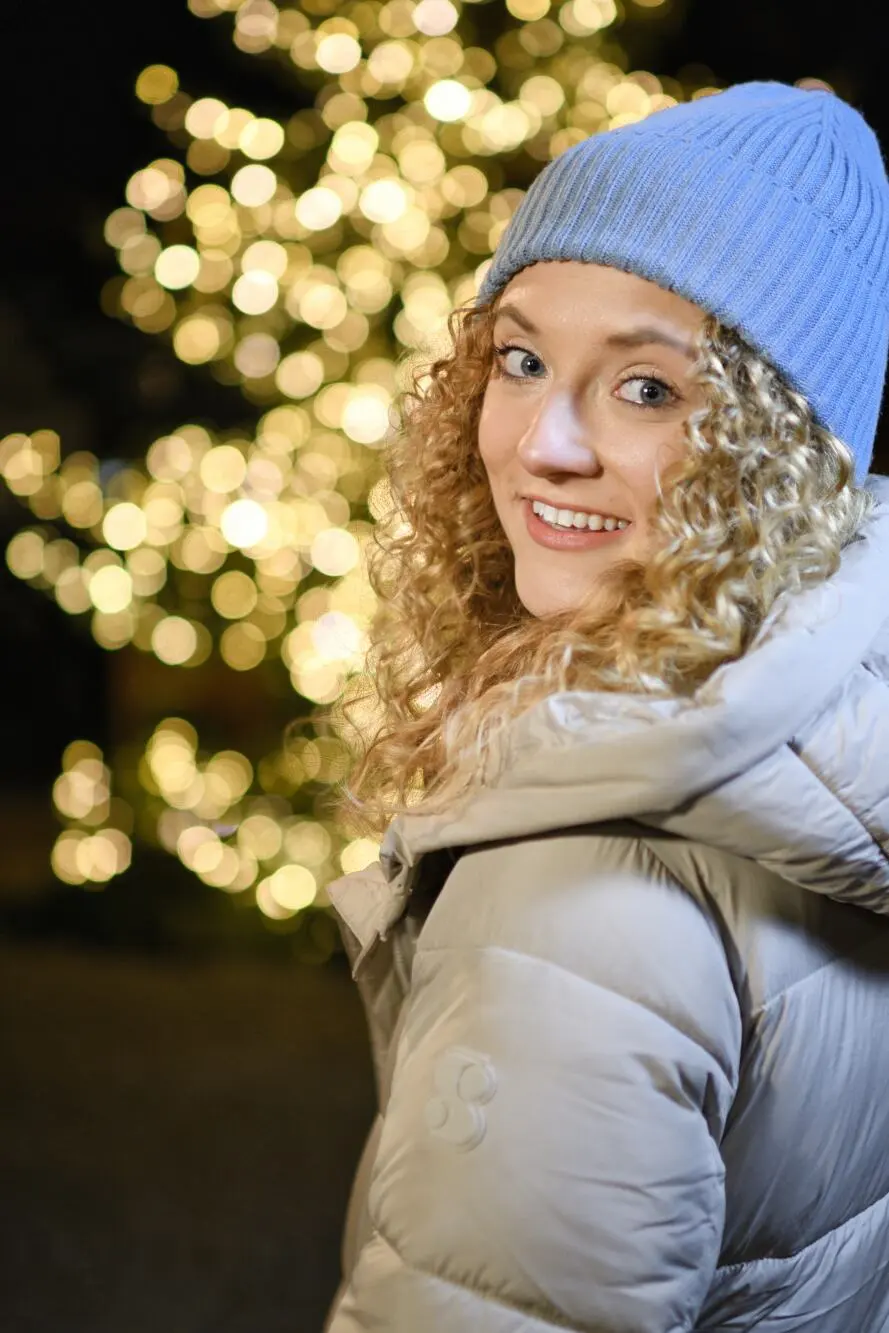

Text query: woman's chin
(514, 549), (643, 619)
(515, 575), (603, 618)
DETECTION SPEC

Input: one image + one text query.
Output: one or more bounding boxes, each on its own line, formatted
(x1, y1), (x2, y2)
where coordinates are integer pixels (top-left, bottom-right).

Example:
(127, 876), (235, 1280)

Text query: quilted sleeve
(327, 832), (743, 1333)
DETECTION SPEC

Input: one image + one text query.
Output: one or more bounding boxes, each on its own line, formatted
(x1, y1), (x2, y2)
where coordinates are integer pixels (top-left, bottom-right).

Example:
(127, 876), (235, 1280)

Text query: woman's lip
(522, 498), (632, 550)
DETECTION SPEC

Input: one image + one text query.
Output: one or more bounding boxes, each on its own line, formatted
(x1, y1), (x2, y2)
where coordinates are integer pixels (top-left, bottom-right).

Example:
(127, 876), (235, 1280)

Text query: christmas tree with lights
(0, 0), (713, 956)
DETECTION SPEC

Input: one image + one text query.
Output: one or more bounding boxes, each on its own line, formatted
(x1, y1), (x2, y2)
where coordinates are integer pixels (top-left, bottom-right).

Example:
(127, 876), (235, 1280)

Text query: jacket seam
(638, 833), (836, 1023)
(640, 826), (889, 1020)
(637, 835), (750, 1067)
(367, 1220), (692, 1333)
(714, 1185), (889, 1276)
(784, 734), (889, 871)
(755, 954), (846, 1015)
(860, 659), (889, 688)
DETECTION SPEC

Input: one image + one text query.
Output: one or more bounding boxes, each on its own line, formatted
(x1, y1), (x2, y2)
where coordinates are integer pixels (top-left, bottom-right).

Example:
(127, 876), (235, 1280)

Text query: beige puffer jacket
(325, 474), (889, 1332)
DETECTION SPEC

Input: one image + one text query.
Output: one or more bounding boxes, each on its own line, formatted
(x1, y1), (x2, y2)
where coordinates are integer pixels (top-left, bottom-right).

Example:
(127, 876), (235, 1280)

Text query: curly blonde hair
(329, 286), (875, 840)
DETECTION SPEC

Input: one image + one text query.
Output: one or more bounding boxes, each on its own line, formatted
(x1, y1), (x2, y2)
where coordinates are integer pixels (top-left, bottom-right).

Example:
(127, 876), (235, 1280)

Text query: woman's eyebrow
(493, 303), (538, 336)
(494, 300), (694, 358)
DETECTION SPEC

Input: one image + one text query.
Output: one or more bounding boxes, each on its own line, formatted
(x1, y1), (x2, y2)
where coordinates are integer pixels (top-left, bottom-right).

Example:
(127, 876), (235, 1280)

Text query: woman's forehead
(494, 263), (705, 352)
(497, 261), (705, 328)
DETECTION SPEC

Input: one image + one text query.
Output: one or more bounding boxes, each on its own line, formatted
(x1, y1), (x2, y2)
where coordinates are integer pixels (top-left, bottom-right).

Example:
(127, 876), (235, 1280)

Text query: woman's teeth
(531, 500), (630, 532)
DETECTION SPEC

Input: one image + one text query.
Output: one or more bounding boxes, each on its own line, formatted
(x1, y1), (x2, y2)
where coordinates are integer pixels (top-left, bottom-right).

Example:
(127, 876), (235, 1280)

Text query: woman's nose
(515, 391), (602, 476)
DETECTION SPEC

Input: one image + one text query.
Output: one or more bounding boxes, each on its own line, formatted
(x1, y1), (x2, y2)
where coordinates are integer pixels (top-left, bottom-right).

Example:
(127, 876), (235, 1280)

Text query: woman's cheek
(477, 406), (503, 473)
(480, 394), (520, 471)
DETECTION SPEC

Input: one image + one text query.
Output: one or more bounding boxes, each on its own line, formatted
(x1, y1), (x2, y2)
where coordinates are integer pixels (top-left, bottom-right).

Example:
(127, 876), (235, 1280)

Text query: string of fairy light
(1, 0), (708, 938)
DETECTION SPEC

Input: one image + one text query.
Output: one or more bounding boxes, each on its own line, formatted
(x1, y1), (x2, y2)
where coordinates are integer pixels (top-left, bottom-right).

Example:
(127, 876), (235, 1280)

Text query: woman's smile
(522, 497), (633, 550)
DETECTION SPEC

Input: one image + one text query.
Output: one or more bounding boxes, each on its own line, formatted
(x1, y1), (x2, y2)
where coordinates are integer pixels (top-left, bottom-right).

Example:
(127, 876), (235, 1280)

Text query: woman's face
(477, 261), (707, 617)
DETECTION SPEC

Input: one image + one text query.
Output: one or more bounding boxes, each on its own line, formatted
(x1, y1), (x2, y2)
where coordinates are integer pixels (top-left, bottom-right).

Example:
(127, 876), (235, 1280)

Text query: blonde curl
(327, 291), (874, 840)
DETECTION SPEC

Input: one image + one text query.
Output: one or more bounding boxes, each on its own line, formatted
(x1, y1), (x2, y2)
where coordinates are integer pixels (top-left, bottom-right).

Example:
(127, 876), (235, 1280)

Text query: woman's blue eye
(493, 344), (677, 409)
(618, 376), (674, 408)
(495, 345), (545, 380)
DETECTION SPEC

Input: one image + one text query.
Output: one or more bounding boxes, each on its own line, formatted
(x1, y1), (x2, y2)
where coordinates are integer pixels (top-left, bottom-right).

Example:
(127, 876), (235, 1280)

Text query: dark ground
(0, 943), (375, 1333)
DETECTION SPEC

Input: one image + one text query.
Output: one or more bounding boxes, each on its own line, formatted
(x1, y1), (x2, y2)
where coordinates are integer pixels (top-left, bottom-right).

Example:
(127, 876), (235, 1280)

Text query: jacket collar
(326, 859), (413, 971)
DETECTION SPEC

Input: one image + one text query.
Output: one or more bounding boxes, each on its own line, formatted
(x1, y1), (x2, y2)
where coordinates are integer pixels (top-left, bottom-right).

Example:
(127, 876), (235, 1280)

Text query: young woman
(324, 81), (889, 1331)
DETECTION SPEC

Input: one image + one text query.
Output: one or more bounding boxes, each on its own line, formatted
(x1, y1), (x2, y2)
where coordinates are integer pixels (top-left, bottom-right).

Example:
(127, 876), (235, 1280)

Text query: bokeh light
(155, 245), (201, 290)
(424, 79), (473, 121)
(4, 9), (703, 933)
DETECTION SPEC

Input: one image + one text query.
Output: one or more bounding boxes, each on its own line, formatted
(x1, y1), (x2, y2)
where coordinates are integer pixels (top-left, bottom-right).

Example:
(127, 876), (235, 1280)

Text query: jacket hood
(331, 475), (889, 951)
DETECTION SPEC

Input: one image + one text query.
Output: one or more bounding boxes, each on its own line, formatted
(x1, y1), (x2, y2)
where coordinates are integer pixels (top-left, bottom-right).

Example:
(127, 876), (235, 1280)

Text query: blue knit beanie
(477, 81), (889, 483)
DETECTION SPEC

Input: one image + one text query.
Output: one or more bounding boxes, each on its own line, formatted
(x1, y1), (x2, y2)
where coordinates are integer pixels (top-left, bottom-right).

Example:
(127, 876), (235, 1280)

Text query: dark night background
(1, 3), (887, 1330)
